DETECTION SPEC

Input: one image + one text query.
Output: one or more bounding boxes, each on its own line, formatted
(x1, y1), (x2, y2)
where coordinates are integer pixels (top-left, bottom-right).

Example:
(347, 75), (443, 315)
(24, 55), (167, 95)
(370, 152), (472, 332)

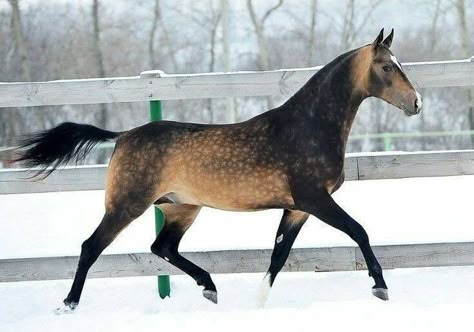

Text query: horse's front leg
(257, 209), (309, 307)
(294, 188), (389, 300)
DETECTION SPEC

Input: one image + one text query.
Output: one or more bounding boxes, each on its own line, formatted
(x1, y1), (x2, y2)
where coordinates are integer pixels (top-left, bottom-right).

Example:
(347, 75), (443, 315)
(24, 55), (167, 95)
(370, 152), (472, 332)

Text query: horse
(15, 29), (421, 312)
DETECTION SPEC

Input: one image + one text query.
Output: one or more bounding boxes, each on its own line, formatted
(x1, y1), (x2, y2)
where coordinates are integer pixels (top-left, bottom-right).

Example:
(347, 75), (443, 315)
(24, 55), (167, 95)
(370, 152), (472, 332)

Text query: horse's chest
(293, 154), (345, 193)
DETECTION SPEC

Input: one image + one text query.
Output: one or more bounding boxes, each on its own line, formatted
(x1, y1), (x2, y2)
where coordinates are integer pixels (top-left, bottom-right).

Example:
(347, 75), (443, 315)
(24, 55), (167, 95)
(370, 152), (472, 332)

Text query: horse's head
(353, 29), (422, 116)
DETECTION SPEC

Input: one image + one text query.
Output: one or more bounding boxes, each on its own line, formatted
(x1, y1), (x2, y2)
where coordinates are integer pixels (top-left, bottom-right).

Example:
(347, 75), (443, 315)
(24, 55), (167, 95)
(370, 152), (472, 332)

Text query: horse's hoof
(203, 289), (218, 304)
(54, 302), (78, 315)
(372, 288), (389, 301)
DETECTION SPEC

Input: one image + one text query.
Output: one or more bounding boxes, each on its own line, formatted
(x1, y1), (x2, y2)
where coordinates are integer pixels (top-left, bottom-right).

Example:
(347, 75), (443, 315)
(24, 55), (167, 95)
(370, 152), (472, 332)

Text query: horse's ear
(382, 29), (394, 48)
(372, 28), (384, 47)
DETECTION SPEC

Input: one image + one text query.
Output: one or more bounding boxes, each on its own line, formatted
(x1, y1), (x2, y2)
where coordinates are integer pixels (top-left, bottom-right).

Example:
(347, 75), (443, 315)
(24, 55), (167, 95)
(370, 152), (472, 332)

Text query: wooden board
(355, 242), (474, 269)
(0, 247), (356, 282)
(357, 150), (474, 180)
(0, 165), (107, 194)
(2, 151), (474, 195)
(0, 58), (472, 108)
(1, 242), (473, 282)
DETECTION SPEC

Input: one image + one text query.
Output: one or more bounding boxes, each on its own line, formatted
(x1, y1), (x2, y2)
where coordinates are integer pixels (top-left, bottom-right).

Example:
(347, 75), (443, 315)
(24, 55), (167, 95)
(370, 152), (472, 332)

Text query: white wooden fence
(2, 242), (474, 282)
(1, 58), (474, 282)
(0, 57), (472, 108)
(2, 150), (474, 195)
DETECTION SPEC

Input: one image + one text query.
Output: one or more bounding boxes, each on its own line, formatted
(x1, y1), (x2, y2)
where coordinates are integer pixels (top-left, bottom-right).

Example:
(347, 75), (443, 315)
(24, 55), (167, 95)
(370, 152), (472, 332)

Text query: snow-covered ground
(1, 176), (474, 331)
(1, 267), (474, 332)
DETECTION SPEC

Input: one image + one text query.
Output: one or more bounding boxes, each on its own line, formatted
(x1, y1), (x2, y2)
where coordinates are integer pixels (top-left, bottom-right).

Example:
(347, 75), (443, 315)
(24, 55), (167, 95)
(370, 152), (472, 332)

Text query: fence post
(383, 134), (392, 151)
(149, 100), (171, 298)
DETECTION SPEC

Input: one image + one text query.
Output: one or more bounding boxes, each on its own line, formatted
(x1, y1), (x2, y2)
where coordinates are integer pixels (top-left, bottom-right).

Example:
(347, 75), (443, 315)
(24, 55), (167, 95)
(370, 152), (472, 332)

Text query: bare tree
(429, 0), (442, 49)
(341, 0), (355, 49)
(455, 0), (474, 146)
(92, 0), (107, 162)
(7, 0), (31, 82)
(208, 3), (222, 123)
(247, 0), (283, 70)
(92, 0), (105, 81)
(418, 0), (442, 150)
(151, 1), (179, 72)
(148, 0), (160, 69)
(4, 0), (31, 148)
(340, 0), (384, 49)
(247, 0), (284, 109)
(306, 0), (318, 67)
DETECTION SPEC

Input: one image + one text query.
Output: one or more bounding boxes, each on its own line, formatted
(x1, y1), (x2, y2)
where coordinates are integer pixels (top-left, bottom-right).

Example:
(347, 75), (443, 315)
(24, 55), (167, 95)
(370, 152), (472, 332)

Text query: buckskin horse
(15, 29), (422, 312)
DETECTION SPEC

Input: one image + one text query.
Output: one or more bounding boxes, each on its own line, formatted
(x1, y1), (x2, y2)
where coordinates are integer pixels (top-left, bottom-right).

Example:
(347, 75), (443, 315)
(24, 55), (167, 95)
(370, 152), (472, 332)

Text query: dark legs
(150, 204), (218, 303)
(296, 190), (388, 300)
(258, 209), (309, 307)
(60, 210), (137, 312)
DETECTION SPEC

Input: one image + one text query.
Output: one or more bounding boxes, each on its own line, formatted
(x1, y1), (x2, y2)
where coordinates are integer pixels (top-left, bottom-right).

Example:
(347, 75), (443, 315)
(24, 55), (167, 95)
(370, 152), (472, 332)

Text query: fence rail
(1, 150), (473, 195)
(1, 242), (473, 282)
(0, 58), (472, 108)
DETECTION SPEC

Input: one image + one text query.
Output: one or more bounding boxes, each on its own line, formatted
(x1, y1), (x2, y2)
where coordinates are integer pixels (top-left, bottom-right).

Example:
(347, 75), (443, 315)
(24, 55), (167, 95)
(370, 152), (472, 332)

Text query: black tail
(14, 122), (121, 178)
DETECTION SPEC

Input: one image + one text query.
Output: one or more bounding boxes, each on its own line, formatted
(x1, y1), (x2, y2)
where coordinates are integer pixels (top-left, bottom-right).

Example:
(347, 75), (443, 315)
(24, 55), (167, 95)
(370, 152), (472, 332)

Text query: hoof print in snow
(54, 303), (77, 315)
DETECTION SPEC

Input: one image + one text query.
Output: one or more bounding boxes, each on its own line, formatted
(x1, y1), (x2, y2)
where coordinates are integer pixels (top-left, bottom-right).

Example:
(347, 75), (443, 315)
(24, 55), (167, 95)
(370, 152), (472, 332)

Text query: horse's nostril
(415, 91), (423, 112)
(414, 98), (422, 114)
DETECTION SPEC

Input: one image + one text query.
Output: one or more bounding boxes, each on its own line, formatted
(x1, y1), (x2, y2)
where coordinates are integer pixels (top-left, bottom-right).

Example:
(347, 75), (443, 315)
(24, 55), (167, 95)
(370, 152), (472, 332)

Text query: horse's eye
(383, 65), (392, 72)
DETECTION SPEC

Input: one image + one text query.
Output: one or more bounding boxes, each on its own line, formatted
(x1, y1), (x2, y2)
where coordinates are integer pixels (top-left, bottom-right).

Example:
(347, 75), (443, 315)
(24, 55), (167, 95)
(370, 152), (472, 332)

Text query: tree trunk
(247, 0), (269, 71)
(220, 0), (236, 122)
(341, 0), (355, 50)
(149, 0), (160, 69)
(246, 0), (284, 110)
(420, 0), (442, 150)
(8, 0), (31, 82)
(456, 0), (474, 147)
(306, 0), (318, 67)
(207, 5), (221, 124)
(7, 0), (32, 146)
(92, 0), (107, 163)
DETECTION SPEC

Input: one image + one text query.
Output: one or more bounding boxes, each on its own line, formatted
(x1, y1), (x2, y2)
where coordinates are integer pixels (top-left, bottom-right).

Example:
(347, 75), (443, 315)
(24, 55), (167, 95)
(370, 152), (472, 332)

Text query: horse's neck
(281, 54), (366, 148)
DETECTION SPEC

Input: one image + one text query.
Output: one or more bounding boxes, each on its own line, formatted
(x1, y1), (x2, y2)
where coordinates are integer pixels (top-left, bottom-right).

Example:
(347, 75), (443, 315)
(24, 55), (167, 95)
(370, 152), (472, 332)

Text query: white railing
(0, 58), (472, 107)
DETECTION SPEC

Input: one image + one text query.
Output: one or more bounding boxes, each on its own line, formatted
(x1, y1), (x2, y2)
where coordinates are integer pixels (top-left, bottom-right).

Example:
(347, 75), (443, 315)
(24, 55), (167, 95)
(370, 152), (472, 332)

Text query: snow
(1, 267), (473, 332)
(1, 175), (474, 331)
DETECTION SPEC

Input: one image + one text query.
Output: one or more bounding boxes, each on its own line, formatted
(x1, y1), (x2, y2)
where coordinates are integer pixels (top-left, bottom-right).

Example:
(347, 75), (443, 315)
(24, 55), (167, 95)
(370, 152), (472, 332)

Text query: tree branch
(262, 0), (284, 24)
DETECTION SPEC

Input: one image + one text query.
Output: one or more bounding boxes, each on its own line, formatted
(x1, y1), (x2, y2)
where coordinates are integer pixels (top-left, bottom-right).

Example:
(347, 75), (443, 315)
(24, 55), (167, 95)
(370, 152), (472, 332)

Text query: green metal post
(149, 100), (171, 298)
(383, 134), (392, 151)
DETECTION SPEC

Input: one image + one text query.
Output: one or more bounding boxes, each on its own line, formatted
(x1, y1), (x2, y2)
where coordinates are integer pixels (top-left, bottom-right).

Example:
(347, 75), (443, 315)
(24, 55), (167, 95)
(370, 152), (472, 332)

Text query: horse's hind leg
(59, 201), (152, 312)
(257, 209), (309, 307)
(150, 203), (218, 303)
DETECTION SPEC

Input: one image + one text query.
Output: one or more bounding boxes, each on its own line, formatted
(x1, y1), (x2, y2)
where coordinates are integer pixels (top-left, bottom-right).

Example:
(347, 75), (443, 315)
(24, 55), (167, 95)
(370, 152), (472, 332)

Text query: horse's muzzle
(402, 91), (422, 116)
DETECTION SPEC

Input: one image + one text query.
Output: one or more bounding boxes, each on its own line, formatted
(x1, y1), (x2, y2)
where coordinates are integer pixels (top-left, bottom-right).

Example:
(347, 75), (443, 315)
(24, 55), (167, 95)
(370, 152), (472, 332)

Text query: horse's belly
(170, 171), (294, 211)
